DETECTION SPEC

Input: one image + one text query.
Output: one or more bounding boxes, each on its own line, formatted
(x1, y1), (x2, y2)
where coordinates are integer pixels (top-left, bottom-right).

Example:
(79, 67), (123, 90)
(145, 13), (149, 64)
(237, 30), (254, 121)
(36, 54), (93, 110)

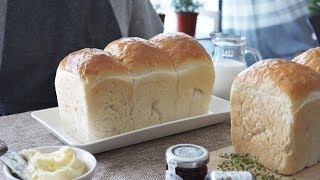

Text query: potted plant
(172, 0), (202, 37)
(308, 0), (320, 45)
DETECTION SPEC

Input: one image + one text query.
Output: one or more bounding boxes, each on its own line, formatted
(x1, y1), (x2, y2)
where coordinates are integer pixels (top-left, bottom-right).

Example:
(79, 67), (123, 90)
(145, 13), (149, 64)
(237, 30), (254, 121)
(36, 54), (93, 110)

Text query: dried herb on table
(217, 153), (281, 180)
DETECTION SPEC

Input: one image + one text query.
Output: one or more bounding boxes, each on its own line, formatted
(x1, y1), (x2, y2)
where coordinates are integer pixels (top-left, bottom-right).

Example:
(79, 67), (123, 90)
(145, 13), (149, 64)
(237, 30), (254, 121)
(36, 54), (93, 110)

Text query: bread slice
(231, 59), (320, 175)
(149, 32), (214, 119)
(104, 37), (177, 127)
(293, 47), (320, 74)
(55, 48), (134, 143)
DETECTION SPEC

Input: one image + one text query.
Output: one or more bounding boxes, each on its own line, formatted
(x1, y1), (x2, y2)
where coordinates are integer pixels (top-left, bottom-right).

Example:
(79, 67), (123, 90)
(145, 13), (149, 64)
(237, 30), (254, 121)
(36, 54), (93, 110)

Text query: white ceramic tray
(31, 96), (230, 154)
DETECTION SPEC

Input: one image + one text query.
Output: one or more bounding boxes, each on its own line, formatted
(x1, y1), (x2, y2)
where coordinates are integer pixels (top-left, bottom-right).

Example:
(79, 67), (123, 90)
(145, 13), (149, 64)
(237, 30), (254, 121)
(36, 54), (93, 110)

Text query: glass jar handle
(211, 49), (215, 59)
(245, 47), (262, 63)
(211, 48), (217, 64)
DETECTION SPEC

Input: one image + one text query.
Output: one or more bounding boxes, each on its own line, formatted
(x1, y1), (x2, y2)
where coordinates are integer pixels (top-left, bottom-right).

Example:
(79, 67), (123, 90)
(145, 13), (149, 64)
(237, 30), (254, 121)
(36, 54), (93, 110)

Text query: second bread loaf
(231, 59), (320, 175)
(293, 47), (320, 74)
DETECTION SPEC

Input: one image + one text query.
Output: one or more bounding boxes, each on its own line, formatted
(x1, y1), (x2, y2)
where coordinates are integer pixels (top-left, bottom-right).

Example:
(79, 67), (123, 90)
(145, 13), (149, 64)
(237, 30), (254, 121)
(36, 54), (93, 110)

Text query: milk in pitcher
(213, 59), (247, 100)
(210, 33), (262, 100)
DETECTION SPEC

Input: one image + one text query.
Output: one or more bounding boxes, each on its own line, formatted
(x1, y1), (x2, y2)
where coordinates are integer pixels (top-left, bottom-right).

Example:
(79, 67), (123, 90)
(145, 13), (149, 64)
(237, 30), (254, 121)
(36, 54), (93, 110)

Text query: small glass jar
(165, 144), (209, 180)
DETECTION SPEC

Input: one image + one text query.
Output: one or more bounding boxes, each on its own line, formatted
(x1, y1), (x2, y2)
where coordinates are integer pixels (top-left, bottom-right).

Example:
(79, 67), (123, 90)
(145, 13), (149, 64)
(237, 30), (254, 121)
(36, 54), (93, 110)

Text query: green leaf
(312, 0), (320, 8)
(309, 0), (320, 13)
(171, 0), (202, 13)
(309, 6), (320, 14)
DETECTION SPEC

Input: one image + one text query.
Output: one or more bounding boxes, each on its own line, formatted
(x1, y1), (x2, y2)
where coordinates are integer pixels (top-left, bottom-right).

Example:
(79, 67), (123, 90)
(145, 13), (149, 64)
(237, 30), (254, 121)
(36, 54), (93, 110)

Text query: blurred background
(0, 0), (319, 115)
(150, 0), (319, 60)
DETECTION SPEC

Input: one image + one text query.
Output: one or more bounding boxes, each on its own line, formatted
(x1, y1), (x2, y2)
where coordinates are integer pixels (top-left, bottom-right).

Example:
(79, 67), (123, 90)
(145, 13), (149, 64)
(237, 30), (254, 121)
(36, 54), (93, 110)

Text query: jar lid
(166, 144), (209, 169)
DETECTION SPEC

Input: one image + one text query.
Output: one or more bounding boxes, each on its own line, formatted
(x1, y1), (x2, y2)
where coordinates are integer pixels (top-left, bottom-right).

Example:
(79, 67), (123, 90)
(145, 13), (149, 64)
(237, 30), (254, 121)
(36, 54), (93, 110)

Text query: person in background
(220, 0), (317, 60)
(0, 0), (163, 116)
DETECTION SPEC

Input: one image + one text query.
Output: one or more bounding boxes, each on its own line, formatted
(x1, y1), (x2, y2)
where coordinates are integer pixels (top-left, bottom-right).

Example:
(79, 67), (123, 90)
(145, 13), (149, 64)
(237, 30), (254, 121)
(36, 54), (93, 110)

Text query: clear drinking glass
(210, 32), (262, 100)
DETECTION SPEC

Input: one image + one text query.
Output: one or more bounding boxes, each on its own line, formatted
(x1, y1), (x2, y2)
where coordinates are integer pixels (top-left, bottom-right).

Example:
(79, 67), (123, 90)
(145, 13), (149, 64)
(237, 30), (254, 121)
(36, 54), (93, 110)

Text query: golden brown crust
(292, 47), (320, 74)
(231, 58), (320, 175)
(104, 37), (174, 75)
(234, 59), (320, 102)
(149, 32), (212, 67)
(58, 48), (128, 77)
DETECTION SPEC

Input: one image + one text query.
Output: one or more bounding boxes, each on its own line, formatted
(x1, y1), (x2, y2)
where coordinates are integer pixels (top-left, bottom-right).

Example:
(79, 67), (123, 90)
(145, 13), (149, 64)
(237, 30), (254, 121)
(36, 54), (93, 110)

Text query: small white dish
(3, 146), (97, 180)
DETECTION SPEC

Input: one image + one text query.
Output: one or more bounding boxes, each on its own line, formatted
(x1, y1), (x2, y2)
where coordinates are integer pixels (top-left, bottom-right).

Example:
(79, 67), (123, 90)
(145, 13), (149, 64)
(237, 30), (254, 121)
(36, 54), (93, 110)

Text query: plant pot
(307, 13), (320, 45)
(159, 13), (165, 23)
(176, 13), (198, 37)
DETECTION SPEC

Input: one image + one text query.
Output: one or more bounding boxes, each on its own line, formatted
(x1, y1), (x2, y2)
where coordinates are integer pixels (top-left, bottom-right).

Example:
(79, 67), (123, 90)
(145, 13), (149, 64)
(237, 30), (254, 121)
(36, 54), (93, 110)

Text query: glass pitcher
(210, 32), (262, 100)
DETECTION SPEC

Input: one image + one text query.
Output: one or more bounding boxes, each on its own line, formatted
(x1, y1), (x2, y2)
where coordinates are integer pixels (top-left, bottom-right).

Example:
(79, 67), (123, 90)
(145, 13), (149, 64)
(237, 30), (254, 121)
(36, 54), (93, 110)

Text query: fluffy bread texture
(149, 32), (215, 119)
(231, 59), (320, 175)
(55, 48), (134, 143)
(293, 47), (320, 74)
(105, 37), (177, 127)
(55, 33), (214, 143)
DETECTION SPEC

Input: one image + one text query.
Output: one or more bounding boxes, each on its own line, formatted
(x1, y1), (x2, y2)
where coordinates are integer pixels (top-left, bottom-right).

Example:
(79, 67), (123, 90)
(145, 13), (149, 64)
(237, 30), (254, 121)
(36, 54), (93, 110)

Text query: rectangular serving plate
(31, 96), (230, 154)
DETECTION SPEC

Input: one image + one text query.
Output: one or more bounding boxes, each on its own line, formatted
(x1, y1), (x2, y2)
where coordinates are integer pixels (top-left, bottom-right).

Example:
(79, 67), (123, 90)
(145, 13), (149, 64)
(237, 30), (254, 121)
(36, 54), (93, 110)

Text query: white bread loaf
(231, 59), (320, 175)
(55, 48), (134, 143)
(104, 37), (177, 127)
(149, 33), (215, 119)
(293, 47), (320, 74)
(55, 34), (214, 143)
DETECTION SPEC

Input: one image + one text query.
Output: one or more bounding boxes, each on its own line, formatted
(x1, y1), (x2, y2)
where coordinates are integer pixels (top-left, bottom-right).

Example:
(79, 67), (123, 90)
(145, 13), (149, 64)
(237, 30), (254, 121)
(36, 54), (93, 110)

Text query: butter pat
(21, 146), (87, 180)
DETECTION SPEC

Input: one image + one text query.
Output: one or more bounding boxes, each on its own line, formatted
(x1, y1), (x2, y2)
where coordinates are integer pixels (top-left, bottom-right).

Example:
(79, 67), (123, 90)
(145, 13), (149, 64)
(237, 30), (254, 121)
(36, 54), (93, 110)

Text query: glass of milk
(210, 33), (262, 100)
